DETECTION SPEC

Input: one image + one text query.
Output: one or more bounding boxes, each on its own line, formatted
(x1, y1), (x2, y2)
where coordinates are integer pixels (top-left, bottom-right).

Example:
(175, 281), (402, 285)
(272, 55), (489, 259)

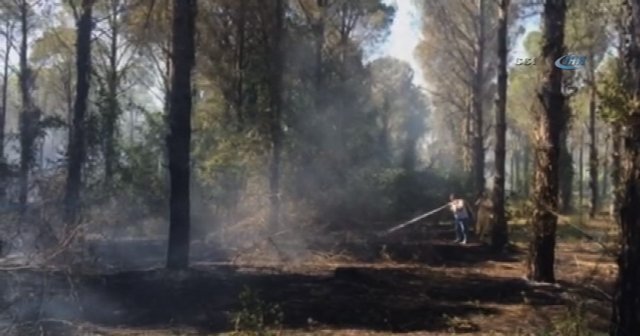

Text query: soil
(0, 217), (616, 335)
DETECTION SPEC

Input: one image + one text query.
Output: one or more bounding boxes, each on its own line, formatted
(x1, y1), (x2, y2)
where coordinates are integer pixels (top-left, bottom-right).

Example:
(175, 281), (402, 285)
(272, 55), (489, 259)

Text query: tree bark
(18, 0), (38, 214)
(528, 0), (567, 283)
(166, 0), (197, 270)
(314, 0), (326, 88)
(472, 0), (486, 195)
(611, 123), (622, 223)
(588, 61), (598, 218)
(464, 93), (473, 175)
(612, 126), (640, 333)
(491, 0), (509, 251)
(559, 125), (573, 213)
(159, 37), (171, 178)
(602, 131), (609, 201)
(18, 0), (29, 212)
(610, 26), (627, 224)
(268, 0), (285, 233)
(579, 127), (584, 210)
(523, 140), (531, 196)
(513, 144), (525, 195)
(0, 21), (11, 201)
(104, 0), (120, 186)
(610, 0), (640, 333)
(514, 141), (521, 195)
(64, 0), (95, 224)
(234, 0), (246, 130)
(510, 145), (516, 191)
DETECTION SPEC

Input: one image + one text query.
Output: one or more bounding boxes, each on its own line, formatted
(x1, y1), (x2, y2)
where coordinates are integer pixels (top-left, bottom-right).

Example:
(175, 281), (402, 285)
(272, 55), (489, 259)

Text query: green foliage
(597, 56), (634, 123)
(565, 0), (608, 56)
(507, 61), (537, 133)
(30, 26), (75, 66)
(123, 0), (171, 49)
(295, 166), (461, 230)
(116, 111), (167, 213)
(570, 87), (591, 122)
(232, 287), (284, 336)
(6, 0), (449, 240)
(523, 30), (542, 56)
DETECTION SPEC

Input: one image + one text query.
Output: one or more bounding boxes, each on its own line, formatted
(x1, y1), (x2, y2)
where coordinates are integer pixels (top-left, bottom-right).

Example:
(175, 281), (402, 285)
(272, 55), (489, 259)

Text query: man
(449, 193), (470, 244)
(474, 191), (494, 244)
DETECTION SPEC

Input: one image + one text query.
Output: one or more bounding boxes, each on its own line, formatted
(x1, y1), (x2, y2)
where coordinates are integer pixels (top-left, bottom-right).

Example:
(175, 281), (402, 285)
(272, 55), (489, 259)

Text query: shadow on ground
(314, 224), (523, 266)
(0, 239), (560, 335)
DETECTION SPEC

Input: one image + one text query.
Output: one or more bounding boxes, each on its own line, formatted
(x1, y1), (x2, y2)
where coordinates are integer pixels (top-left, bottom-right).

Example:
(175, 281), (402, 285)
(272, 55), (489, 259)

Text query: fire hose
(382, 203), (451, 235)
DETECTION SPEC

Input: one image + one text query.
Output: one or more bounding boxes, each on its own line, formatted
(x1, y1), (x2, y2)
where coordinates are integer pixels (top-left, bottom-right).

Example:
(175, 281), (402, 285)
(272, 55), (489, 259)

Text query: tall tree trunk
(64, 0), (95, 224)
(588, 62), (598, 218)
(516, 147), (522, 194)
(602, 131), (609, 202)
(472, 0), (486, 195)
(379, 99), (391, 162)
(528, 0), (567, 283)
(464, 93), (473, 176)
(515, 140), (521, 195)
(579, 127), (584, 210)
(559, 125), (573, 213)
(612, 125), (640, 334)
(507, 132), (522, 193)
(314, 0), (326, 88)
(611, 123), (623, 222)
(234, 0), (246, 130)
(610, 0), (640, 333)
(268, 0), (285, 233)
(159, 39), (171, 178)
(0, 21), (11, 201)
(402, 96), (422, 172)
(491, 0), (509, 251)
(313, 0), (326, 139)
(18, 0), (37, 214)
(104, 0), (120, 186)
(18, 0), (28, 212)
(523, 140), (531, 196)
(510, 145), (516, 191)
(166, 0), (196, 270)
(610, 27), (627, 224)
(227, 0), (248, 220)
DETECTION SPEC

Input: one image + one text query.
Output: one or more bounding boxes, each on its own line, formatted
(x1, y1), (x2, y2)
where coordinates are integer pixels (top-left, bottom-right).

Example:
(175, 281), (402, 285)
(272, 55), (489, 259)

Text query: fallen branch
(0, 224), (84, 271)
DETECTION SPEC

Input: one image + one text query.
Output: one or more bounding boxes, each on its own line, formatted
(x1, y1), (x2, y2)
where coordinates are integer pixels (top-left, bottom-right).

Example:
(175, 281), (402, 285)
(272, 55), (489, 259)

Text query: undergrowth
(535, 301), (605, 336)
(231, 286), (284, 336)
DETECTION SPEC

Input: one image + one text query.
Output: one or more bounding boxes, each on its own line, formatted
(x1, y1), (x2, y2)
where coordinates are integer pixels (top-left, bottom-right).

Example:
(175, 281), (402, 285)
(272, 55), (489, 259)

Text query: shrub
(232, 287), (284, 336)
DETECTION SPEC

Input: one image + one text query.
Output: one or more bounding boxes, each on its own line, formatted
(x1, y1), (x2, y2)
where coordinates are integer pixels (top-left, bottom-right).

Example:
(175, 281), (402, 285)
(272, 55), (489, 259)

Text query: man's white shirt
(450, 199), (469, 219)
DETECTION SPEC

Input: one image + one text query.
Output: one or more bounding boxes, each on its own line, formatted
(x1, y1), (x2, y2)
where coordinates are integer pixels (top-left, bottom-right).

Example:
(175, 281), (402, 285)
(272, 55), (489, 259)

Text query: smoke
(0, 0), (431, 264)
(375, 0), (425, 86)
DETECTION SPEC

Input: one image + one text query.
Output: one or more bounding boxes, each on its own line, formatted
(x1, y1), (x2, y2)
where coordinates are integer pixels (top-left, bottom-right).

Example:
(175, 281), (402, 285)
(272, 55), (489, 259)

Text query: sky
(377, 0), (425, 86)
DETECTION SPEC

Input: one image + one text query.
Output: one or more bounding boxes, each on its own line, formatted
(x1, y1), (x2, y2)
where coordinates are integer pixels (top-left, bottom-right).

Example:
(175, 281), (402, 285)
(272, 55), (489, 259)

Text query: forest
(0, 0), (638, 335)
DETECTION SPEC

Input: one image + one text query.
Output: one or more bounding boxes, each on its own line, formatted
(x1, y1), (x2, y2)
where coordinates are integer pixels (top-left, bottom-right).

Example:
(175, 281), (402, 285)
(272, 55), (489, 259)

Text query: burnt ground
(0, 217), (617, 335)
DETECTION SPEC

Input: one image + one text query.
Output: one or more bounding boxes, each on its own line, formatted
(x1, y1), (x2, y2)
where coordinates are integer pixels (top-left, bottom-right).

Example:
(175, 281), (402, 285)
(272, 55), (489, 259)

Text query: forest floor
(0, 213), (617, 335)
